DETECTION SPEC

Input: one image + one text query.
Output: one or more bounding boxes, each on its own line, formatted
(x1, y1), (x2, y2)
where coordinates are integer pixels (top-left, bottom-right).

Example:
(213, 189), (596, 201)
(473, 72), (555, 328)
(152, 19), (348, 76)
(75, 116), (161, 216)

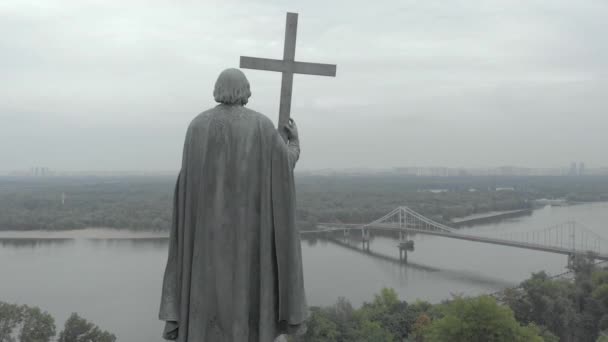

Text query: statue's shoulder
(188, 108), (216, 129)
(242, 107), (275, 130)
(186, 106), (276, 137)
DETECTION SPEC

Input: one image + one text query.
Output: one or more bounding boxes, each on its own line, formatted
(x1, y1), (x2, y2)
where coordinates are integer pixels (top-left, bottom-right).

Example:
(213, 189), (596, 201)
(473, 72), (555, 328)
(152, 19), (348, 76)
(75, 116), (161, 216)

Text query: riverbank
(450, 209), (533, 227)
(0, 208), (537, 237)
(0, 228), (168, 239)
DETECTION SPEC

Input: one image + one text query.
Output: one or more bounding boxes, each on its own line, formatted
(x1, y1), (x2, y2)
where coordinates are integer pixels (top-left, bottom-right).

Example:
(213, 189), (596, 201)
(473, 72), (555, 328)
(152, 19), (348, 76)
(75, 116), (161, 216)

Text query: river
(1, 202), (607, 341)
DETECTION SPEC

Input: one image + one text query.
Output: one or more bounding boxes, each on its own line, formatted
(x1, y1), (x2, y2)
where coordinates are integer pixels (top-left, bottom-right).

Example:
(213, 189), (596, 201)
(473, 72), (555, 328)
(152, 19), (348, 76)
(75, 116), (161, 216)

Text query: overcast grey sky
(1, 0), (606, 172)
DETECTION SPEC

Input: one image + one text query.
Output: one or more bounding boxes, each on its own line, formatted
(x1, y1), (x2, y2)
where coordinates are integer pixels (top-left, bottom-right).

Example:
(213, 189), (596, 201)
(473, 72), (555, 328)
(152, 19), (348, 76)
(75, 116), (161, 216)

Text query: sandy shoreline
(0, 228), (169, 239)
(451, 209), (530, 223)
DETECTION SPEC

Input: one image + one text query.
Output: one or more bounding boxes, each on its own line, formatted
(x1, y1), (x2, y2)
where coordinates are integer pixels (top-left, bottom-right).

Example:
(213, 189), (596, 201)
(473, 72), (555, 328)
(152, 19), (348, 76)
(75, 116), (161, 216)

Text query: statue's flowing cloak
(159, 105), (306, 341)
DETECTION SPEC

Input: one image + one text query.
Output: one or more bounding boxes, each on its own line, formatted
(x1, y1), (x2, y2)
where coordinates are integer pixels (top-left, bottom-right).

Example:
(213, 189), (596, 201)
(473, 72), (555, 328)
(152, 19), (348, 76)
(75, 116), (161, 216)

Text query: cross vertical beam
(278, 13), (298, 140)
(240, 12), (337, 141)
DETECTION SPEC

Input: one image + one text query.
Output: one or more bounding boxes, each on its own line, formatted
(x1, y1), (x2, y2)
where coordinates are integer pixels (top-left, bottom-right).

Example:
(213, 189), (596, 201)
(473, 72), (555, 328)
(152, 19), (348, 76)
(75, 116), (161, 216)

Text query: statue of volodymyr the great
(159, 68), (307, 341)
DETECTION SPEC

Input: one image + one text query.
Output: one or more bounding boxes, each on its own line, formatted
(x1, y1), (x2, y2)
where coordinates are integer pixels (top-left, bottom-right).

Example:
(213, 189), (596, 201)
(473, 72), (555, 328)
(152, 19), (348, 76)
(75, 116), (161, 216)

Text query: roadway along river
(1, 202), (607, 341)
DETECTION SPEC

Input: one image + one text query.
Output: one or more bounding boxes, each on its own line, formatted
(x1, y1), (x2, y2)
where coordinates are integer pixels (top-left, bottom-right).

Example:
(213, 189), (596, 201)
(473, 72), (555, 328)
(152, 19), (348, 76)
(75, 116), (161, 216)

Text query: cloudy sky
(1, 0), (606, 172)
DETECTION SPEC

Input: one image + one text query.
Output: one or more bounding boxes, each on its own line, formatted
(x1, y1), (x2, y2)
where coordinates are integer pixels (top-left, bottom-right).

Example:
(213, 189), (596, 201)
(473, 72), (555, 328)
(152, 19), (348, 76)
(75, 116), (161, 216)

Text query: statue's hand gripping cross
(240, 12), (337, 141)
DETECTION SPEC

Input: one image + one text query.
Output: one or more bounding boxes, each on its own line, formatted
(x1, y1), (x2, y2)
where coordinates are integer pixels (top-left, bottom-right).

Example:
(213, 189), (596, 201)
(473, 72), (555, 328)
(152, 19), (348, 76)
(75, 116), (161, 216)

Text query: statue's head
(213, 68), (251, 106)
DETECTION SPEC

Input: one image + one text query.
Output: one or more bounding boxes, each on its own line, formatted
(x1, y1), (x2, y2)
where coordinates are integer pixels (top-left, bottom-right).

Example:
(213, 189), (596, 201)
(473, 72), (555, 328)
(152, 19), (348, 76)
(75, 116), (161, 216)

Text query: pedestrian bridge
(300, 206), (608, 263)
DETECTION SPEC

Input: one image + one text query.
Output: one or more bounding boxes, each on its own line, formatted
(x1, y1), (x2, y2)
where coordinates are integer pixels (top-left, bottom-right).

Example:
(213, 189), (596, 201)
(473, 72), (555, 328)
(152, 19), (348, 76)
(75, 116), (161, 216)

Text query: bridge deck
(303, 224), (608, 261)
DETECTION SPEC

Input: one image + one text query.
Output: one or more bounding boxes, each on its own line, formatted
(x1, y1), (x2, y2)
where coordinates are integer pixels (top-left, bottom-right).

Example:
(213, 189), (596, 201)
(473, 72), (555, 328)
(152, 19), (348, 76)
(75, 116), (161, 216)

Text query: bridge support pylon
(567, 253), (578, 269)
(362, 229), (370, 251)
(398, 240), (414, 264)
(398, 231), (407, 263)
(399, 231), (406, 243)
(399, 246), (408, 263)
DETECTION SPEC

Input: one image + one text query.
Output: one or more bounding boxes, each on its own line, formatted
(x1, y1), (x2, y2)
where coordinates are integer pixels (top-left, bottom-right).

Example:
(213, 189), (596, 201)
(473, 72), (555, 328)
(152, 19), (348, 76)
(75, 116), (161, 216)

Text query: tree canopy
(0, 303), (114, 342)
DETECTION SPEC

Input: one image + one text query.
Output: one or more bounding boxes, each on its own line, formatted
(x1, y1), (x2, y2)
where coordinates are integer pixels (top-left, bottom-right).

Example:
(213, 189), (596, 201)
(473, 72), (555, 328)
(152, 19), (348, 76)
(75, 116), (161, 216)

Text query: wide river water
(1, 202), (607, 341)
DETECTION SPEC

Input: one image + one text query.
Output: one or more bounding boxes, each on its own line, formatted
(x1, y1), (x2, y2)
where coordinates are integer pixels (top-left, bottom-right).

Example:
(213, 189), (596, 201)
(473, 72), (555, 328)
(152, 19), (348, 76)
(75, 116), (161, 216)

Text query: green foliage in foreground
(501, 255), (608, 342)
(294, 289), (544, 342)
(19, 306), (56, 342)
(0, 303), (115, 342)
(0, 303), (55, 342)
(58, 313), (116, 342)
(424, 296), (544, 342)
(295, 258), (608, 342)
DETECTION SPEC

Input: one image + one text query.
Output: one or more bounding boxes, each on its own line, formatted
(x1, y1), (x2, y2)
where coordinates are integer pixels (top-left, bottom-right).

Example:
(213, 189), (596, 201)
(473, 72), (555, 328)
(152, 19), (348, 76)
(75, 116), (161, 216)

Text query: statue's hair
(213, 68), (251, 105)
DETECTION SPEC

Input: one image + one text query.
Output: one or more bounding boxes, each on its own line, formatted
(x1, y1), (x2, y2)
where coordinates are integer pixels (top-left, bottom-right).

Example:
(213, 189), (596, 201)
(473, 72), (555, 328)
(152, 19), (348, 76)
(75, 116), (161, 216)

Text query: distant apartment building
(392, 165), (604, 177)
(495, 166), (534, 176)
(22, 167), (54, 177)
(569, 162), (578, 176)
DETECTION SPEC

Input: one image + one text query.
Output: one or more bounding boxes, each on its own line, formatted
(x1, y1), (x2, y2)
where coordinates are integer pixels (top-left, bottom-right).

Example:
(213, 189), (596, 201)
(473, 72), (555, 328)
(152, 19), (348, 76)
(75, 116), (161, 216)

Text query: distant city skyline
(4, 162), (608, 177)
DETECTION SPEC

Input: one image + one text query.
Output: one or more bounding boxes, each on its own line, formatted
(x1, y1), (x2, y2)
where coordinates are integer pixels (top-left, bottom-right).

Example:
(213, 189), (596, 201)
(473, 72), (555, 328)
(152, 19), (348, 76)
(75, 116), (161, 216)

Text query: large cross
(240, 12), (337, 140)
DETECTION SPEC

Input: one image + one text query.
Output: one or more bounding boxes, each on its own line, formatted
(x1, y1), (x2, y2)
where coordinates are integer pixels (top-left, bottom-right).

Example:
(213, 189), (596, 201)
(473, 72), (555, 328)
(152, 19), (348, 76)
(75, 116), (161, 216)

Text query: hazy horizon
(3, 164), (605, 176)
(2, 0), (607, 171)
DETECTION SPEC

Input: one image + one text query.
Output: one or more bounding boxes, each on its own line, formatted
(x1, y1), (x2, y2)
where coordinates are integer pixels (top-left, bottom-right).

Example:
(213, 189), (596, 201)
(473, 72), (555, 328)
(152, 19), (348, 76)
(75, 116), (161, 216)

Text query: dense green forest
(1, 174), (607, 231)
(292, 256), (608, 342)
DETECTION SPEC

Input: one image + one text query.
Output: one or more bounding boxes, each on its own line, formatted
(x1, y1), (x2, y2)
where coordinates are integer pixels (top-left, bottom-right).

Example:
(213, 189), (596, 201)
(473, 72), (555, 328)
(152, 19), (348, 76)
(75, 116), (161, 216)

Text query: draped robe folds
(159, 104), (306, 341)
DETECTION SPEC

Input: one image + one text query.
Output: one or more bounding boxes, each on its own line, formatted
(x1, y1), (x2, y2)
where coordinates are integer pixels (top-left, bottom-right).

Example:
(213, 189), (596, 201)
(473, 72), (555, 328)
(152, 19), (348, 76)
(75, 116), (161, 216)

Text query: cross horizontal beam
(240, 56), (337, 77)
